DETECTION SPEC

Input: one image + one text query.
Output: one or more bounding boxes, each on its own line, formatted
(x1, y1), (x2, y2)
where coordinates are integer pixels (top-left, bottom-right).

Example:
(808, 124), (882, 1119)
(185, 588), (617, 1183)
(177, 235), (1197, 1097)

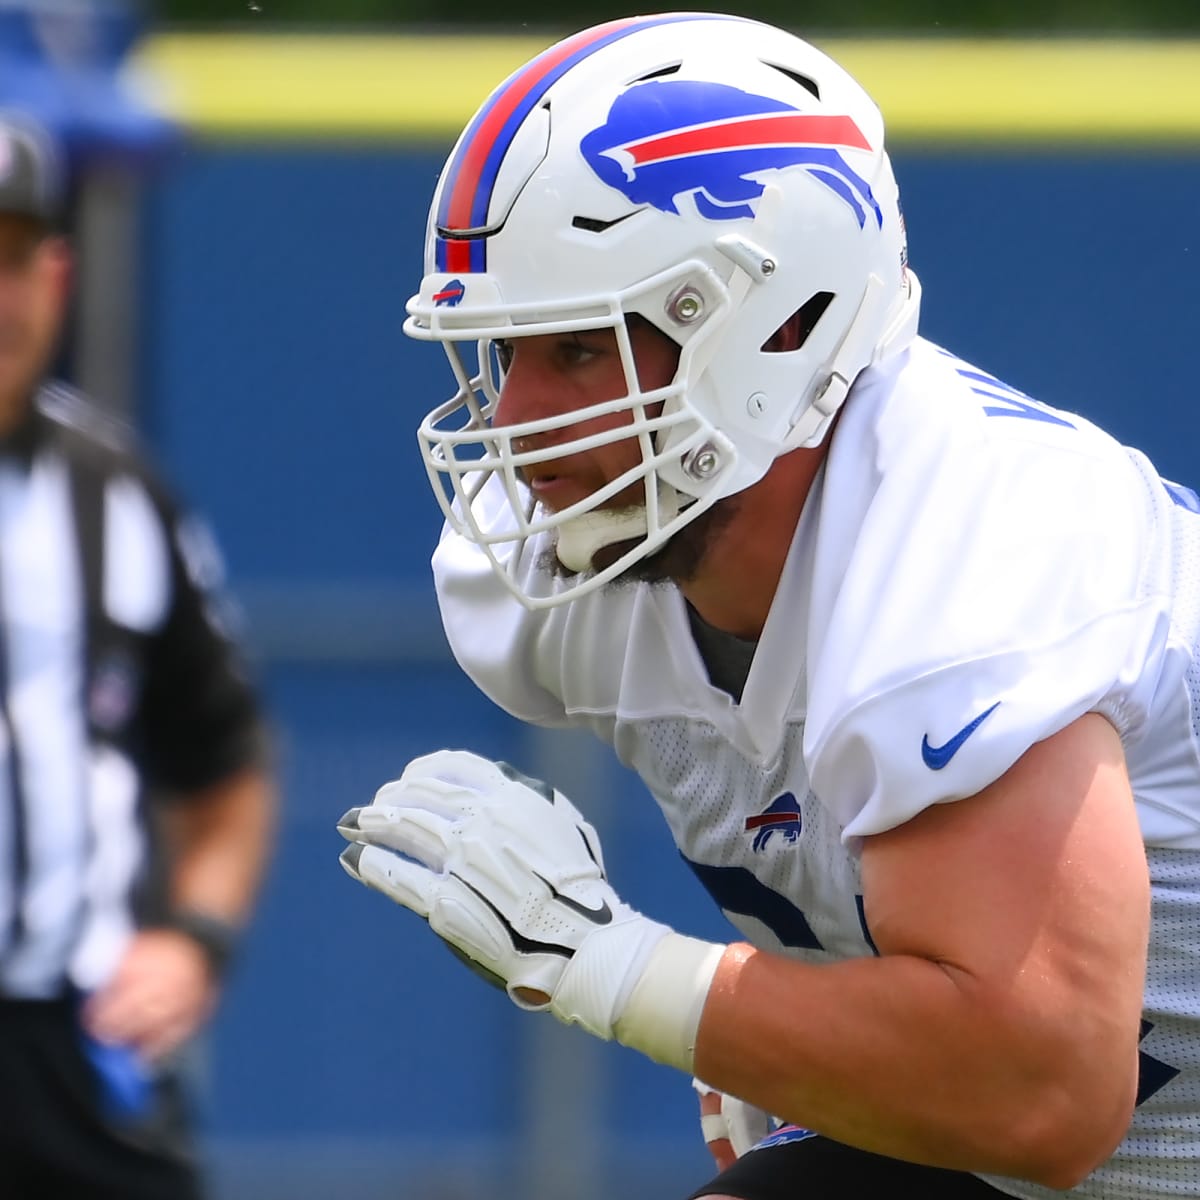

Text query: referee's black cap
(0, 115), (64, 231)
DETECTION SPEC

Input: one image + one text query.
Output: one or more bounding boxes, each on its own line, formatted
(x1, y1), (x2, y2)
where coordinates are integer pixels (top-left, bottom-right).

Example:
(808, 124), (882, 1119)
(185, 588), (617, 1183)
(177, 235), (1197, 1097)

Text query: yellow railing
(133, 33), (1200, 142)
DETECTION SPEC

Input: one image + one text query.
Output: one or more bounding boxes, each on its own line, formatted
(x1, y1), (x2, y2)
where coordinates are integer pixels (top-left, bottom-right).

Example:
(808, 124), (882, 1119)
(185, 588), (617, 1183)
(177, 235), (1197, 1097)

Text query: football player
(339, 13), (1200, 1199)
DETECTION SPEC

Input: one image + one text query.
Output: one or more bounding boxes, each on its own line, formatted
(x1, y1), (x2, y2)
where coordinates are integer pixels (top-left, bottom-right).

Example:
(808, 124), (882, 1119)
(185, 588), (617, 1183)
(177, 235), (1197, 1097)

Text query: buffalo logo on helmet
(580, 80), (882, 228)
(744, 791), (804, 852)
(432, 278), (466, 307)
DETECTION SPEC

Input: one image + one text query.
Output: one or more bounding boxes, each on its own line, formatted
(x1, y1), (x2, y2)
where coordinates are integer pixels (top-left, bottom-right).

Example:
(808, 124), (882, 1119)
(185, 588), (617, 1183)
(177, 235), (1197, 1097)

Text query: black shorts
(0, 996), (204, 1200)
(688, 1128), (1012, 1199)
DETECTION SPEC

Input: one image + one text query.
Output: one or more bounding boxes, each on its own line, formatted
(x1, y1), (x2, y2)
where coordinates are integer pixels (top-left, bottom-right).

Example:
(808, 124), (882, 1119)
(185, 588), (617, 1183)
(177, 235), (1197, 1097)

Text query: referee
(0, 116), (276, 1197)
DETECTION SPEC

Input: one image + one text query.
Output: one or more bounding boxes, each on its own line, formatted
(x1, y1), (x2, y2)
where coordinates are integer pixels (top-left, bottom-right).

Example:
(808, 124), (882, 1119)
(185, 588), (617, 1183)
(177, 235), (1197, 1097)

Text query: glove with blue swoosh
(337, 750), (720, 1059)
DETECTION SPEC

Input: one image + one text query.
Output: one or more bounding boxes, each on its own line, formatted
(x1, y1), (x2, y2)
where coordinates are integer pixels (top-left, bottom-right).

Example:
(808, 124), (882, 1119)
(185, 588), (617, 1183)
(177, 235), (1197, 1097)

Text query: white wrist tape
(693, 1076), (775, 1158)
(549, 916), (672, 1039)
(612, 932), (725, 1072)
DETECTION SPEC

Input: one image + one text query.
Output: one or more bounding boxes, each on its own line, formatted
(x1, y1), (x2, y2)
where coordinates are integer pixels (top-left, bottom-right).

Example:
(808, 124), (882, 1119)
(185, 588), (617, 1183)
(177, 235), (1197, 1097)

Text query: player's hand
(82, 929), (218, 1062)
(694, 1078), (772, 1169)
(337, 749), (670, 1039)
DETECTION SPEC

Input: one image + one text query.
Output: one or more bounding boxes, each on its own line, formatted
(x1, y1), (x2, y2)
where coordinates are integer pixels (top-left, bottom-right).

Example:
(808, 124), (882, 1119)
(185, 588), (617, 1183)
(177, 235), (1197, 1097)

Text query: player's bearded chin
(543, 494), (740, 588)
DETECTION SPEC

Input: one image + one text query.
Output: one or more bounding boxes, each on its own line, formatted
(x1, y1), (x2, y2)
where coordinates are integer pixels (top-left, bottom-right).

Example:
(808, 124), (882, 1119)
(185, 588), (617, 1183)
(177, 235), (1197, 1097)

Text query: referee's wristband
(164, 910), (240, 980)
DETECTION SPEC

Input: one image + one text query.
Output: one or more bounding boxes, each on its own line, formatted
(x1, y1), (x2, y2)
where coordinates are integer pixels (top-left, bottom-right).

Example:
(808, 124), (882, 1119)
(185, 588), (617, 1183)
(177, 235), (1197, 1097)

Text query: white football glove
(337, 749), (671, 1041)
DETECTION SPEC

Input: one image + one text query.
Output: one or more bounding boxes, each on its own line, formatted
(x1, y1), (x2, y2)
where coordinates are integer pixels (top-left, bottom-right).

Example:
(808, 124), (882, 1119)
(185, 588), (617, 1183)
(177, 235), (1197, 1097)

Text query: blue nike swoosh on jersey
(921, 702), (1001, 770)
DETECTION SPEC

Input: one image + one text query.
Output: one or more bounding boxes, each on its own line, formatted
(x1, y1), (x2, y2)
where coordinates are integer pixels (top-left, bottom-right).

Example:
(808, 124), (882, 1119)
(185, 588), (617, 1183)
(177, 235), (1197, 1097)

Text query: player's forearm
(166, 766), (277, 925)
(691, 942), (1138, 1189)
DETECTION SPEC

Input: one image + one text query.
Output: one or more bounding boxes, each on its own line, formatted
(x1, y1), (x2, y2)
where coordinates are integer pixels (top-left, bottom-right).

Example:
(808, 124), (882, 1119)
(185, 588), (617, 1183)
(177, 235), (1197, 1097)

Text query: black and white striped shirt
(0, 383), (266, 999)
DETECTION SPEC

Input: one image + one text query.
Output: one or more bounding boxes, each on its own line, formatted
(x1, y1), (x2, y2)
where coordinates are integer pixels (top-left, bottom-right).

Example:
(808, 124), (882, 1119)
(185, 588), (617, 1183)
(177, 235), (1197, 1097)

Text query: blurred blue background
(10, 6), (1200, 1197)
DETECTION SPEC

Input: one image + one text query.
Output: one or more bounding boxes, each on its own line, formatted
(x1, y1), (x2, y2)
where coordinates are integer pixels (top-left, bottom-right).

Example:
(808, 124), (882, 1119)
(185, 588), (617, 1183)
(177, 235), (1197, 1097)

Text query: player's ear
(39, 234), (73, 310)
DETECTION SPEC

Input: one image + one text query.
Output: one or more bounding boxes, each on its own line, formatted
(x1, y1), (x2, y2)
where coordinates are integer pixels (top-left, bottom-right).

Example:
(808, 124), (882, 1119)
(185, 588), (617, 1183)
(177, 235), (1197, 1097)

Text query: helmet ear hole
(762, 291), (834, 354)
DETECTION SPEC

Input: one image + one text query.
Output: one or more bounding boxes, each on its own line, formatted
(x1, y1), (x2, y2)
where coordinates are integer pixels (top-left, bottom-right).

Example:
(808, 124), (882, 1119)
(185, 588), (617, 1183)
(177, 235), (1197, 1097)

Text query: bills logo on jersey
(746, 1124), (819, 1155)
(432, 279), (466, 307)
(580, 80), (882, 227)
(744, 791), (803, 852)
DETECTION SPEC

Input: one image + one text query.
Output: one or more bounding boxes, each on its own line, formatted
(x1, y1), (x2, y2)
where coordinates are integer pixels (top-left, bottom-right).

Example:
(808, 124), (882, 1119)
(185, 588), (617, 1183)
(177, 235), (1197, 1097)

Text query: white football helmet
(405, 11), (921, 609)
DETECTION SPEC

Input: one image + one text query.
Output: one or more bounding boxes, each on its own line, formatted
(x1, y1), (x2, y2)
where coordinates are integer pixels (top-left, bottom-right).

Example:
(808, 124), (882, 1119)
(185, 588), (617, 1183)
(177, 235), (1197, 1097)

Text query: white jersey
(433, 336), (1200, 1198)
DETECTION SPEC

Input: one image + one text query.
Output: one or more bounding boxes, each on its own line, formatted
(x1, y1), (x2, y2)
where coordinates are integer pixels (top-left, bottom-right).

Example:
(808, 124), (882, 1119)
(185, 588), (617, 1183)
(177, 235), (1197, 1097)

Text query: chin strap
(786, 266), (923, 451)
(784, 273), (886, 450)
(875, 267), (922, 363)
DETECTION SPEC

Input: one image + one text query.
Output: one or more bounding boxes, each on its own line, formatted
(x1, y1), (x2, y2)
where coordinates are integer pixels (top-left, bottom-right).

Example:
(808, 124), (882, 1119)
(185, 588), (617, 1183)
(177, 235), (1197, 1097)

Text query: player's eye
(556, 334), (603, 367)
(493, 339), (513, 372)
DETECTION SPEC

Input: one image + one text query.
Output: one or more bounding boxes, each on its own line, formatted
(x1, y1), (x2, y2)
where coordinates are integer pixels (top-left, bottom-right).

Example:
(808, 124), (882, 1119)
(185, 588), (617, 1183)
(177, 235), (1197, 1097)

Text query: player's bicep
(860, 712), (1148, 1018)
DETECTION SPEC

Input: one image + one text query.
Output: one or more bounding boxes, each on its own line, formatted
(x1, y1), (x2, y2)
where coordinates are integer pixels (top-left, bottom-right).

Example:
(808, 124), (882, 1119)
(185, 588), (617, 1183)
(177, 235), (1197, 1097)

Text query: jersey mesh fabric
(618, 713), (872, 961)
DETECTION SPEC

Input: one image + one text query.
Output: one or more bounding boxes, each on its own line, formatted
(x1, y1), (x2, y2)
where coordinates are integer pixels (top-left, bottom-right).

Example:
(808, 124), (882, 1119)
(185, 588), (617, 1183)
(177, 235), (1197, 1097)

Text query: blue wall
(138, 143), (1200, 1198)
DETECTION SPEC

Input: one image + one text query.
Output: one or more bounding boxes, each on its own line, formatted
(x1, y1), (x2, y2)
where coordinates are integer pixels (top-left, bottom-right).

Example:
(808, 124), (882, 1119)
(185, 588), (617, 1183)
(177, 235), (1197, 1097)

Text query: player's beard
(541, 492), (742, 589)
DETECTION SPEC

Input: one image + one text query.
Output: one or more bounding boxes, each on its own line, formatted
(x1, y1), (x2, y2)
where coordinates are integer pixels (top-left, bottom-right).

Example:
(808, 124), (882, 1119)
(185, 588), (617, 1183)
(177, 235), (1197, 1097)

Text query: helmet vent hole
(630, 62), (682, 84)
(761, 62), (820, 99)
(571, 211), (641, 233)
(762, 292), (834, 354)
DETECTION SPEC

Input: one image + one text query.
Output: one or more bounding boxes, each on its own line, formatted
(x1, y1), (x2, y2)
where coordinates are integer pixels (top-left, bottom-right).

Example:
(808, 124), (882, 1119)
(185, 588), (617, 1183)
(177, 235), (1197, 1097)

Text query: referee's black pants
(0, 996), (203, 1199)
